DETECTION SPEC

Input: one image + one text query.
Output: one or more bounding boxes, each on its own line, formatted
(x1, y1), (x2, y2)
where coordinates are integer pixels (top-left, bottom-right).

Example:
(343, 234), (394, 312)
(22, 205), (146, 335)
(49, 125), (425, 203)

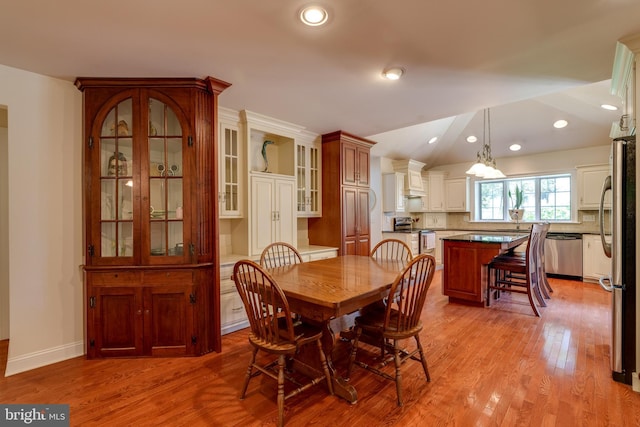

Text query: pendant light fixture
(465, 108), (506, 179)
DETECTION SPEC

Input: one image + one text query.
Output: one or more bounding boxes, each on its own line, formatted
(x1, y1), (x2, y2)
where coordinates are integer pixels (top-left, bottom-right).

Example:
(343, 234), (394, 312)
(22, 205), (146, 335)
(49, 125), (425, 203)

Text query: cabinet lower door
(91, 286), (143, 358)
(143, 284), (196, 357)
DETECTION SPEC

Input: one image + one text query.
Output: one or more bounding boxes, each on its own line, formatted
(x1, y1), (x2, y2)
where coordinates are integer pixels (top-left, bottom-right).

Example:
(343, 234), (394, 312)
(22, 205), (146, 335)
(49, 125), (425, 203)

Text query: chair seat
(356, 310), (424, 340)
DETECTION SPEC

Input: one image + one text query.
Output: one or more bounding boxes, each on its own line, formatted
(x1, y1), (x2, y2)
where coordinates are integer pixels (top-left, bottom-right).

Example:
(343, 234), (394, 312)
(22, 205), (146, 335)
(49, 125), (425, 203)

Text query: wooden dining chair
(233, 260), (333, 427)
(345, 254), (436, 406)
(260, 242), (304, 269)
(486, 223), (547, 316)
(370, 238), (413, 261)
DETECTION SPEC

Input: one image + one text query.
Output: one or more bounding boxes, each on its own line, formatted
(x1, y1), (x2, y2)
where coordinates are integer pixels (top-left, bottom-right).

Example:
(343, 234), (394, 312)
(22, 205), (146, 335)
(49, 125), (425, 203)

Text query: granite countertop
(442, 232), (529, 244)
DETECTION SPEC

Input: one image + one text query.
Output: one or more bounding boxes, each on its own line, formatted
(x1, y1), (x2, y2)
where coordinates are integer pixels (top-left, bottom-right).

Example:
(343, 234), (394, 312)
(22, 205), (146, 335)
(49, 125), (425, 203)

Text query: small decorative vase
(509, 209), (525, 221)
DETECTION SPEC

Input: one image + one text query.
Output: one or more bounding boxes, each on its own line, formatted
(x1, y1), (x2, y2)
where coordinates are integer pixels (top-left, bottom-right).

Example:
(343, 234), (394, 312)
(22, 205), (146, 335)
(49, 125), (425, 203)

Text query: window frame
(474, 173), (575, 223)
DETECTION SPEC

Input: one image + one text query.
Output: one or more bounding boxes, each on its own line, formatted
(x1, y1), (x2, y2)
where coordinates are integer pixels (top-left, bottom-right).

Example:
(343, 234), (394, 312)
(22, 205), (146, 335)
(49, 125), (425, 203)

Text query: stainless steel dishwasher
(544, 233), (583, 279)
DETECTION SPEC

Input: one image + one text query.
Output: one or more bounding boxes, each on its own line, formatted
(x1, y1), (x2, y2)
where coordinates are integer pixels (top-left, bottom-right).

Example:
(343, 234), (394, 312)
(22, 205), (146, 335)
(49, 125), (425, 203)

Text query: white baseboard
(4, 341), (85, 377)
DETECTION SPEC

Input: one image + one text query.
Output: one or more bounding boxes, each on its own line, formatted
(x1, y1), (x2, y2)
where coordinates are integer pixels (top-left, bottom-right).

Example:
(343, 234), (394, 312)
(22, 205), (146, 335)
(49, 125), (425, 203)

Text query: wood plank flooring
(1, 271), (640, 426)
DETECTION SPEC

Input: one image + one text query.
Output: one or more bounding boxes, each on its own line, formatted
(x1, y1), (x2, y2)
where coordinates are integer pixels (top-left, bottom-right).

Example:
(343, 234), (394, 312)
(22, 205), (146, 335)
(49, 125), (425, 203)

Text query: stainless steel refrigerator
(599, 135), (636, 385)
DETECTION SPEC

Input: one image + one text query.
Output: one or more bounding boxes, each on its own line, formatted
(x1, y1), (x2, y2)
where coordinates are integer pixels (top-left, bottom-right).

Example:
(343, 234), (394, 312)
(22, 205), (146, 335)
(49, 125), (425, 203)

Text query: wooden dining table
(268, 255), (407, 403)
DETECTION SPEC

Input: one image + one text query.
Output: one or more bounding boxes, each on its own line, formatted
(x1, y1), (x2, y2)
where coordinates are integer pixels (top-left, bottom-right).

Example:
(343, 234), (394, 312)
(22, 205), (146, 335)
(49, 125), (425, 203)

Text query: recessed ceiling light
(601, 104), (618, 111)
(553, 119), (568, 129)
(428, 136), (438, 144)
(382, 67), (404, 80)
(300, 6), (328, 26)
(466, 135), (477, 143)
(509, 144), (522, 151)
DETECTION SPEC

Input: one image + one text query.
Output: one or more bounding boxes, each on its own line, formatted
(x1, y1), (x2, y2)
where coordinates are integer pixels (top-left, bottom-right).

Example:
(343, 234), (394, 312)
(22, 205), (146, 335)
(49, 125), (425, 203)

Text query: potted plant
(508, 185), (525, 221)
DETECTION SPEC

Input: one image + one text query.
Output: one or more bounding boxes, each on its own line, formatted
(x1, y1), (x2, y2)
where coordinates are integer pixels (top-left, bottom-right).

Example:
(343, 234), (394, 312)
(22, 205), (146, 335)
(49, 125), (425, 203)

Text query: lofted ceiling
(1, 0), (639, 167)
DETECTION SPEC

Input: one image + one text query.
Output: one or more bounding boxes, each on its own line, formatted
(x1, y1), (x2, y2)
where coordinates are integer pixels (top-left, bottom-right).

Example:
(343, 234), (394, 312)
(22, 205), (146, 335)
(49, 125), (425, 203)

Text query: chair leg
(414, 335), (431, 382)
(393, 340), (403, 406)
(346, 327), (362, 380)
(240, 347), (258, 399)
(526, 281), (541, 317)
(316, 339), (334, 395)
(277, 354), (285, 427)
(486, 266), (492, 306)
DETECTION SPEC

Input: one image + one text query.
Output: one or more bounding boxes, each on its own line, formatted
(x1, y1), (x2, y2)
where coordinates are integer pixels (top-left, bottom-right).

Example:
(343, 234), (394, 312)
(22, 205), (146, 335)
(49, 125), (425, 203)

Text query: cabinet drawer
(220, 279), (236, 295)
(221, 290), (247, 326)
(88, 271), (141, 286)
(143, 270), (193, 284)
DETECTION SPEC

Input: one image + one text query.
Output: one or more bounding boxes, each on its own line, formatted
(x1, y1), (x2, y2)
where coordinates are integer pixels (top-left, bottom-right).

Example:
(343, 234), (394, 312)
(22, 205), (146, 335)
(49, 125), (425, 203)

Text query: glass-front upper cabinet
(296, 137), (321, 217)
(99, 99), (134, 258)
(91, 92), (190, 266)
(218, 109), (242, 218)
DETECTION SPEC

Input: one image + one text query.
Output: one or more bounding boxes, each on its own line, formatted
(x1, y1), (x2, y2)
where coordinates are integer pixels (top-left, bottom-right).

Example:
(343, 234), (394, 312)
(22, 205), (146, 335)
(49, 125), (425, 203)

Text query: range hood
(392, 159), (426, 197)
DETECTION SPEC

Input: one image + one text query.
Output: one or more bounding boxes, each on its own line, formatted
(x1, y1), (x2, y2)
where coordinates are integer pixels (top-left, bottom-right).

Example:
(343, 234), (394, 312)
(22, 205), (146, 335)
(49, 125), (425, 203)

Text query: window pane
(479, 182), (504, 220)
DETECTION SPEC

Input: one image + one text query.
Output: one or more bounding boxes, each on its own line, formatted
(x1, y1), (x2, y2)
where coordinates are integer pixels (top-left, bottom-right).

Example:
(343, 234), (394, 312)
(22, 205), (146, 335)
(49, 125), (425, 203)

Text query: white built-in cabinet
(576, 165), (610, 210)
(218, 107), (243, 218)
(250, 173), (296, 256)
(444, 177), (470, 212)
(296, 134), (322, 217)
(582, 234), (611, 281)
(382, 172), (406, 213)
(425, 172), (445, 212)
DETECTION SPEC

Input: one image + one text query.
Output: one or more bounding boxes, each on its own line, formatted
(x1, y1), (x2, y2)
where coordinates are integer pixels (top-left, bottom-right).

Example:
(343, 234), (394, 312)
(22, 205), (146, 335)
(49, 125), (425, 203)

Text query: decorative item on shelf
(508, 184), (525, 228)
(107, 152), (128, 176)
(261, 140), (274, 172)
(465, 108), (506, 179)
(175, 206), (183, 219)
(110, 120), (129, 136)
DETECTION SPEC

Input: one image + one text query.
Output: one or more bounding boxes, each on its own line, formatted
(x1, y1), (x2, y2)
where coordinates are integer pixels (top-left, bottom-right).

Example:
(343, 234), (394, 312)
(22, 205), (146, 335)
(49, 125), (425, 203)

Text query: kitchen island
(442, 233), (529, 306)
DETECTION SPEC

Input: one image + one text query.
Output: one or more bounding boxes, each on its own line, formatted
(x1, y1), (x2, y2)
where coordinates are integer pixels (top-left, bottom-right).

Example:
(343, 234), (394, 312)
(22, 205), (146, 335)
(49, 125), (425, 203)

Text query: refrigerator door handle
(599, 175), (612, 258)
(598, 275), (614, 292)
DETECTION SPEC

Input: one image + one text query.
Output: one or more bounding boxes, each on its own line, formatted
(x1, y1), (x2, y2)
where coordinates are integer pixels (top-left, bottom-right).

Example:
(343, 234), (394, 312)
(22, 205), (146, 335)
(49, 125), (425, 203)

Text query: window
(477, 174), (572, 222)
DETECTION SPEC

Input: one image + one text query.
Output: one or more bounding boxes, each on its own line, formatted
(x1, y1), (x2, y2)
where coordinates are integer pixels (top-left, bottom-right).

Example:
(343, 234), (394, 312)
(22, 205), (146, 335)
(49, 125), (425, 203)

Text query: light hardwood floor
(1, 271), (640, 426)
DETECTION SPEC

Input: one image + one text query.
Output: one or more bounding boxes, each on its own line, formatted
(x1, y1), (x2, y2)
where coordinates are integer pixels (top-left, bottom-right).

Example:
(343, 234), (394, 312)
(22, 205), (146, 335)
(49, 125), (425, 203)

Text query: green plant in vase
(508, 184), (525, 224)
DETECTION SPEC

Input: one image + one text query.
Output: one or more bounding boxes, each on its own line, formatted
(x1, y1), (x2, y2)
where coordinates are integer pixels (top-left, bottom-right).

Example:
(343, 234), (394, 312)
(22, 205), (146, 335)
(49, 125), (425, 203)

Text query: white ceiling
(1, 0), (639, 167)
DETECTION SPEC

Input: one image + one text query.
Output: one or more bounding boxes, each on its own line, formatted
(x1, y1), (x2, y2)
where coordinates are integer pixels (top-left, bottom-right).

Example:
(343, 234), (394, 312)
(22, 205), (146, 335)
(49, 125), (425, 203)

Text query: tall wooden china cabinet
(76, 77), (230, 358)
(309, 131), (374, 255)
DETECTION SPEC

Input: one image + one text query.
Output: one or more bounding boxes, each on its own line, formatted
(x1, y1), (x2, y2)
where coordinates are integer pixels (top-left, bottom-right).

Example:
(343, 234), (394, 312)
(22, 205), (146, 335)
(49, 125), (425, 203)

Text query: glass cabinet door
(100, 99), (134, 258)
(148, 98), (184, 258)
(296, 142), (320, 216)
(220, 123), (240, 216)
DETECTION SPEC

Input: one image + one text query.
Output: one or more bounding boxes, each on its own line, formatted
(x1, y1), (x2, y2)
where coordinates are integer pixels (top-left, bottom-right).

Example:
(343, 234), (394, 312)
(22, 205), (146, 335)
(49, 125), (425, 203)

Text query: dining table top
(267, 255), (407, 321)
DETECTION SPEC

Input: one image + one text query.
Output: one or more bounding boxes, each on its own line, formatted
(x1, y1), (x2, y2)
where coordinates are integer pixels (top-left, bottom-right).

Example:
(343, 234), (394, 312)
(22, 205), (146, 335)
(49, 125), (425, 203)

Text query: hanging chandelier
(465, 108), (506, 179)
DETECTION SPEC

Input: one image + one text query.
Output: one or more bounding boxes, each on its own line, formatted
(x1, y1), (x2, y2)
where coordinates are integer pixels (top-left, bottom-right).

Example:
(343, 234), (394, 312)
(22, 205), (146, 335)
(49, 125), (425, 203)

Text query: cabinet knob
(137, 309), (142, 315)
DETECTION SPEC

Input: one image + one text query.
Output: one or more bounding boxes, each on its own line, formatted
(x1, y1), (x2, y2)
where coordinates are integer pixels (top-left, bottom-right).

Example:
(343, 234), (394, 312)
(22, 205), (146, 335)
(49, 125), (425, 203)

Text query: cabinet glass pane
(101, 223), (116, 257)
(168, 222), (184, 255)
(118, 222), (133, 256)
(223, 127), (239, 212)
(101, 180), (116, 220)
(99, 99), (135, 258)
(150, 222), (166, 256)
(310, 146), (319, 211)
(167, 178), (183, 219)
(148, 99), (183, 257)
(297, 145), (306, 212)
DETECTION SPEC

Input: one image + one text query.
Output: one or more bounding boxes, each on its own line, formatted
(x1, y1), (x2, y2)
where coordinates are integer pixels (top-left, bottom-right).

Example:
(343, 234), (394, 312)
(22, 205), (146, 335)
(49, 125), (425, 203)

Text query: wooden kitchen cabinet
(77, 77), (229, 358)
(309, 130), (375, 256)
(576, 165), (610, 210)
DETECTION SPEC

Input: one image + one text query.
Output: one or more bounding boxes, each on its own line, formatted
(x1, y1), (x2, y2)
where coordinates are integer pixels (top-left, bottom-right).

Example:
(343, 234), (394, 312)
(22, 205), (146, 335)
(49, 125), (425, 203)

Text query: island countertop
(441, 232), (529, 306)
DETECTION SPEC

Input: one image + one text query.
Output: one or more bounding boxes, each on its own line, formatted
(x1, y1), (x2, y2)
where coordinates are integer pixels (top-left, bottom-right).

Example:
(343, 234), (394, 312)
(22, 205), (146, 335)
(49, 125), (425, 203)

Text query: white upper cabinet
(296, 132), (322, 217)
(444, 177), (470, 212)
(218, 108), (243, 218)
(382, 172), (406, 213)
(576, 165), (610, 210)
(610, 39), (637, 138)
(424, 171), (445, 212)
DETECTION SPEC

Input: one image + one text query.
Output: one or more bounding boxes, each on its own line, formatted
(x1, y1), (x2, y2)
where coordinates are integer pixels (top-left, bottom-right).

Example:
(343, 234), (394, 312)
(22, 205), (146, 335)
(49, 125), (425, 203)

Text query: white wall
(0, 110), (8, 340)
(0, 64), (84, 376)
